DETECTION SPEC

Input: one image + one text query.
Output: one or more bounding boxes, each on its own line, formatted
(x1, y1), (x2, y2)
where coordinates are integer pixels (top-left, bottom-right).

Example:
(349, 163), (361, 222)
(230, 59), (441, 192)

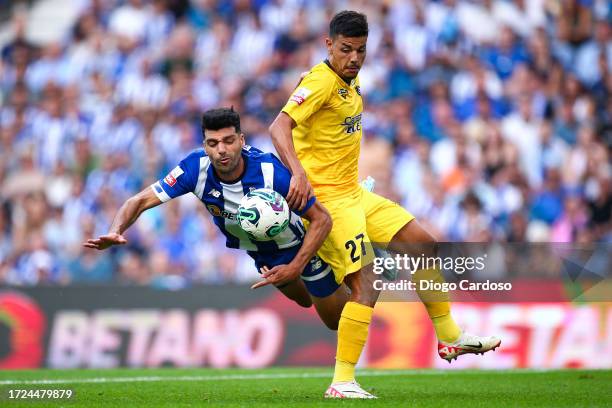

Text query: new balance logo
(209, 189), (221, 198)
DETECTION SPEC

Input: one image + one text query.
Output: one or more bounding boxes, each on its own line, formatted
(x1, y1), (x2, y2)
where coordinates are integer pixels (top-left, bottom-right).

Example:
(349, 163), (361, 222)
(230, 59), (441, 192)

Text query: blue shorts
(248, 246), (340, 298)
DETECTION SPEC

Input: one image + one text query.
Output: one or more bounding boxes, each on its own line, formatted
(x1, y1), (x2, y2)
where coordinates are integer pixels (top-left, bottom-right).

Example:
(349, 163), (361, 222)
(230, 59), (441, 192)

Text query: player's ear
(325, 37), (333, 54)
(239, 133), (245, 146)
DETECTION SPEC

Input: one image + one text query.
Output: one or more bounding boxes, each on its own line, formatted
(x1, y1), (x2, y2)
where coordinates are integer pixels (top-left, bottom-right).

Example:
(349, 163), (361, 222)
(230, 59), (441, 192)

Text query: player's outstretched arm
(269, 112), (314, 211)
(252, 201), (332, 289)
(83, 187), (162, 250)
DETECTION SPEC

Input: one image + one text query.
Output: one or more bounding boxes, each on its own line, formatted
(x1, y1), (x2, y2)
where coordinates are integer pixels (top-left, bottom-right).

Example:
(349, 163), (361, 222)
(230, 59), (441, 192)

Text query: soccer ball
(237, 188), (290, 241)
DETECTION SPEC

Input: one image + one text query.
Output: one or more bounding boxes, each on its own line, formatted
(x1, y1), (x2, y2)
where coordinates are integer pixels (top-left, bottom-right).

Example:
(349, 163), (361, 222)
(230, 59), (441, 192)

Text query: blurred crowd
(0, 0), (610, 287)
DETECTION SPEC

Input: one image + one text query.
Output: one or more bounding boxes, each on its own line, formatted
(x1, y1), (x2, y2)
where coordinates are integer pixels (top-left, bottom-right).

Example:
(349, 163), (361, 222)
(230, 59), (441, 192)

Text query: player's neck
(216, 156), (246, 184)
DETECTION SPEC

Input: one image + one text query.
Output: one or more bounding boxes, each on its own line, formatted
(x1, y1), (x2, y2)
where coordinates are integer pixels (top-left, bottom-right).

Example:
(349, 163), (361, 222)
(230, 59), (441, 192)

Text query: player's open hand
(83, 233), (127, 250)
(251, 265), (301, 289)
(287, 171), (313, 211)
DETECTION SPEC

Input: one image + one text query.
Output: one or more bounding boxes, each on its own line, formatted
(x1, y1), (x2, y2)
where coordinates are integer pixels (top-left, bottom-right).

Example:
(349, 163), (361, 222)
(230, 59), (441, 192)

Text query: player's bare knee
(348, 288), (377, 307)
(295, 296), (313, 308)
(424, 234), (439, 257)
(394, 221), (439, 257)
(352, 295), (376, 308)
(324, 319), (339, 331)
(317, 310), (340, 331)
(345, 273), (375, 306)
(280, 286), (313, 308)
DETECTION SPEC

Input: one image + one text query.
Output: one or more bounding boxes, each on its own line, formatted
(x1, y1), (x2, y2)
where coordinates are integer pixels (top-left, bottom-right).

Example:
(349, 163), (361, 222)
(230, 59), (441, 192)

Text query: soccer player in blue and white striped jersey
(84, 107), (347, 329)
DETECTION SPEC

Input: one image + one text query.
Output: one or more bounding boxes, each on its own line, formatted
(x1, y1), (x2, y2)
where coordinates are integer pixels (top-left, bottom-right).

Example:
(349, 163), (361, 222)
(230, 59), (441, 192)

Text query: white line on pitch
(0, 369), (554, 386)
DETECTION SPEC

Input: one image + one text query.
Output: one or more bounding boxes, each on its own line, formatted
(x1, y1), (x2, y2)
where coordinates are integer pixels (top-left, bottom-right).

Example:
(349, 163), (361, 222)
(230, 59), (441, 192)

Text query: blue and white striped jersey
(150, 145), (316, 255)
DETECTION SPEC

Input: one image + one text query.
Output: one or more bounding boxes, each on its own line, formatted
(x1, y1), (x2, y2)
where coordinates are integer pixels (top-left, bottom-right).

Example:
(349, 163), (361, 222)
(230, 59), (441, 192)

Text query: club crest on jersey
(290, 87), (311, 105)
(206, 204), (236, 220)
(163, 166), (184, 187)
(207, 204), (221, 216)
(340, 113), (362, 134)
(337, 88), (349, 99)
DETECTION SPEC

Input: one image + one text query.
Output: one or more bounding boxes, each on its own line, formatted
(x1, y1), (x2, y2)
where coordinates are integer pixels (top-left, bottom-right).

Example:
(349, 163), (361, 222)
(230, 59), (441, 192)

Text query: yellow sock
(413, 268), (461, 343)
(332, 301), (374, 383)
(432, 313), (461, 343)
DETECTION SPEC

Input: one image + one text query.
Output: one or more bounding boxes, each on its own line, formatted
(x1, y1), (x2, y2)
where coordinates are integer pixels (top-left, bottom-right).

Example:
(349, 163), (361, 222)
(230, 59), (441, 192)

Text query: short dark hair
(201, 107), (241, 138)
(329, 10), (368, 38)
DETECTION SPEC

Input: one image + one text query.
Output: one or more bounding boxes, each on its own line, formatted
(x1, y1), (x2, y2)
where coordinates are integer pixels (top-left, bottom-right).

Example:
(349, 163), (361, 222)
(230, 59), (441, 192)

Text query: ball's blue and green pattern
(238, 188), (290, 241)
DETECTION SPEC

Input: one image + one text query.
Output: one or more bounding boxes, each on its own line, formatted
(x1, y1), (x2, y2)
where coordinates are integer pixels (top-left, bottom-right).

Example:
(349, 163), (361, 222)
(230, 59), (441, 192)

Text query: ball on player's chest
(237, 188), (290, 241)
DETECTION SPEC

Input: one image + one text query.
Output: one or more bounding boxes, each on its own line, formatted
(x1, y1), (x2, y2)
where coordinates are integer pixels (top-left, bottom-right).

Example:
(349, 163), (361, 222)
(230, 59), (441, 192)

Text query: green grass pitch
(0, 367), (609, 407)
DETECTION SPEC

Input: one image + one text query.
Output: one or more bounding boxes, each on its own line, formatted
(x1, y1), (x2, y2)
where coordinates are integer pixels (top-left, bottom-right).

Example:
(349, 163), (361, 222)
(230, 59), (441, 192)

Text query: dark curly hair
(201, 107), (241, 139)
(329, 10), (368, 38)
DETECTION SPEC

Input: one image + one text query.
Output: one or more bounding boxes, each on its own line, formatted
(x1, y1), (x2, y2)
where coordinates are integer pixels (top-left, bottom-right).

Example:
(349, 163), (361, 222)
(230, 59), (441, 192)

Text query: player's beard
(215, 154), (241, 179)
(344, 65), (360, 78)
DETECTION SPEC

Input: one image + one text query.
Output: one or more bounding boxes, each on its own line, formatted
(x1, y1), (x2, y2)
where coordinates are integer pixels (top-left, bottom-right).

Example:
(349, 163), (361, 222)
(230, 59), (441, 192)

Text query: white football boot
(438, 331), (501, 362)
(324, 381), (377, 399)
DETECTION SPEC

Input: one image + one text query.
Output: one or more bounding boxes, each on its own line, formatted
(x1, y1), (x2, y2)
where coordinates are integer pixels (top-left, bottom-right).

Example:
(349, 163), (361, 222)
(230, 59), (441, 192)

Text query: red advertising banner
(0, 285), (611, 369)
(367, 302), (612, 369)
(0, 286), (336, 370)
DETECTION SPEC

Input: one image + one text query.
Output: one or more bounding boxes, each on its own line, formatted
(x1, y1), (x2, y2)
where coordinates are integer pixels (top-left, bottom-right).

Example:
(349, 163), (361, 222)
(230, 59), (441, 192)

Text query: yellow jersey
(282, 61), (363, 202)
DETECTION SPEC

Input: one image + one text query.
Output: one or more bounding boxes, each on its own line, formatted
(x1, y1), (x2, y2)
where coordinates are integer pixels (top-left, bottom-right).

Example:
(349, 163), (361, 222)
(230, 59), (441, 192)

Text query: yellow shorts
(315, 187), (414, 284)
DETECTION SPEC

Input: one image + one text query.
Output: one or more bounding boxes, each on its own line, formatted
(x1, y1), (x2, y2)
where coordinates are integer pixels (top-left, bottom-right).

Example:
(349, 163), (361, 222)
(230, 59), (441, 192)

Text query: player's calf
(310, 285), (349, 330)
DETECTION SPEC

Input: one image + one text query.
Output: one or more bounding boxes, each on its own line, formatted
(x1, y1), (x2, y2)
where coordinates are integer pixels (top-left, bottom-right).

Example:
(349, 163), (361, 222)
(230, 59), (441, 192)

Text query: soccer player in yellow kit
(268, 11), (500, 399)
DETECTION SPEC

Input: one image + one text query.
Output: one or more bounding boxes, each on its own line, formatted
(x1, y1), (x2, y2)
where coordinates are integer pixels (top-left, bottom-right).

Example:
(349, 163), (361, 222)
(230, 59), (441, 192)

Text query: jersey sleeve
(150, 153), (200, 202)
(270, 155), (316, 216)
(281, 70), (332, 126)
